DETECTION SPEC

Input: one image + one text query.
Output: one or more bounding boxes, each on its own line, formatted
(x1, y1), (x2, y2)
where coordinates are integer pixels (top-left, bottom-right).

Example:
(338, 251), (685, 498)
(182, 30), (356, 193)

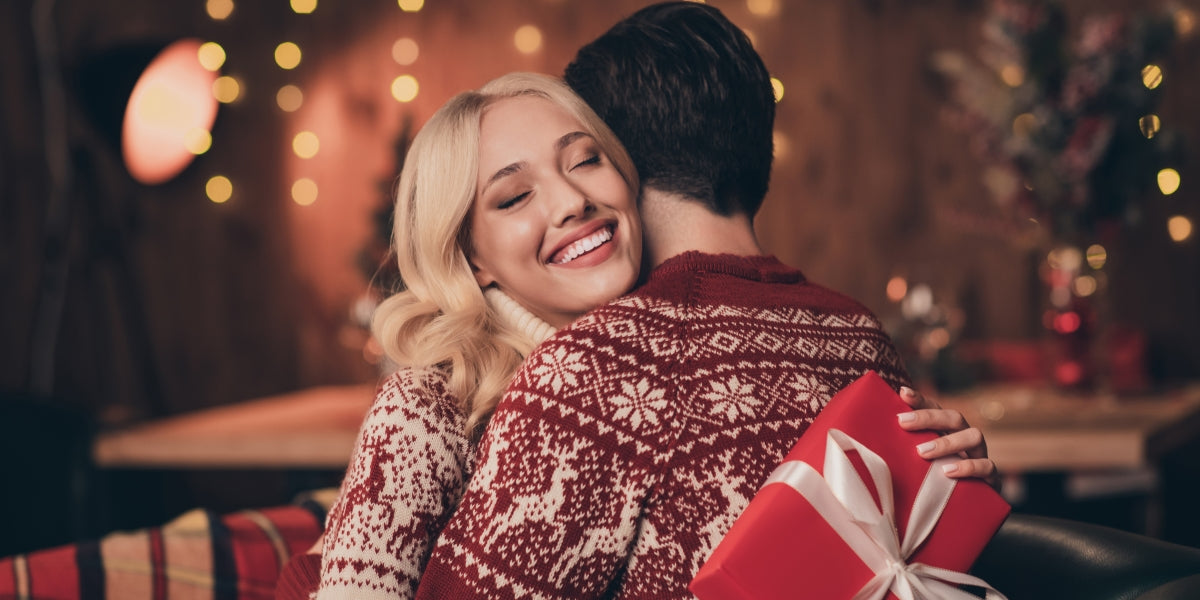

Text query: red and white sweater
(415, 251), (911, 599)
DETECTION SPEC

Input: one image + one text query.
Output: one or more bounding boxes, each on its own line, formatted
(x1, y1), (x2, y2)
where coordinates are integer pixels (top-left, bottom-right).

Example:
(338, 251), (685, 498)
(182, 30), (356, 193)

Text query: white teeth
(554, 227), (613, 264)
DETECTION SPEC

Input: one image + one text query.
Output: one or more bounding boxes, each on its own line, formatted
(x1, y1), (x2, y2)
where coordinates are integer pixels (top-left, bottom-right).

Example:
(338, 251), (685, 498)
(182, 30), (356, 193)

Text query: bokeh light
(197, 42), (226, 72)
(1177, 8), (1197, 36)
(515, 25), (543, 54)
(184, 128), (212, 155)
(292, 178), (318, 206)
(772, 130), (790, 161)
(398, 0), (424, 11)
(291, 0), (317, 14)
(392, 38), (419, 65)
(1168, 215), (1193, 242)
(770, 77), (784, 102)
(1141, 64), (1163, 90)
(275, 42), (302, 70)
(277, 85), (303, 112)
(293, 131), (319, 159)
(206, 175), (233, 203)
(746, 0), (780, 18)
(212, 76), (240, 103)
(1085, 244), (1107, 270)
(391, 75), (419, 103)
(1073, 275), (1097, 297)
(1139, 114), (1161, 139)
(1012, 112), (1037, 137)
(886, 276), (908, 303)
(1158, 168), (1181, 195)
(206, 0), (234, 20)
(999, 64), (1024, 87)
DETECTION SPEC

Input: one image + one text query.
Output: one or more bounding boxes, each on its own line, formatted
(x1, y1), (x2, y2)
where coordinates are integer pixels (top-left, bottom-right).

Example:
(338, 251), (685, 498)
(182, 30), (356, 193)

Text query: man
(416, 3), (993, 598)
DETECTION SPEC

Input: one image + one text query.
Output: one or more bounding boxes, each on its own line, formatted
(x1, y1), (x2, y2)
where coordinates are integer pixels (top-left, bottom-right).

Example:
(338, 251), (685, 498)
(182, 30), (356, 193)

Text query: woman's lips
(549, 223), (615, 265)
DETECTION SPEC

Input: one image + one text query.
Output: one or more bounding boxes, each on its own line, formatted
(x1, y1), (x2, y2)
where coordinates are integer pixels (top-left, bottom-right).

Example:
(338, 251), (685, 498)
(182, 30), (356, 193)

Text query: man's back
(418, 251), (910, 599)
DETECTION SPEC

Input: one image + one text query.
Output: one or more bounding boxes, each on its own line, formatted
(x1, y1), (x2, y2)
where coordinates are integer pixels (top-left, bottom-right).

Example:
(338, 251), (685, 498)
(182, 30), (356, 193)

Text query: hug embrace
(281, 2), (999, 598)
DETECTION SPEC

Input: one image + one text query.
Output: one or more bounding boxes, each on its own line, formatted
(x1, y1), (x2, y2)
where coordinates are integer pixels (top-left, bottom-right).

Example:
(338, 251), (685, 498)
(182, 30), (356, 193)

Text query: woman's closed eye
(571, 154), (602, 170)
(498, 191), (530, 210)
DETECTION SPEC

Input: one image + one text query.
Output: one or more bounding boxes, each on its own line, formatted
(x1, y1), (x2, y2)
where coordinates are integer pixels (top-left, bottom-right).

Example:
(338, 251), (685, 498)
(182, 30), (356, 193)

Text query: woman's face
(469, 95), (641, 328)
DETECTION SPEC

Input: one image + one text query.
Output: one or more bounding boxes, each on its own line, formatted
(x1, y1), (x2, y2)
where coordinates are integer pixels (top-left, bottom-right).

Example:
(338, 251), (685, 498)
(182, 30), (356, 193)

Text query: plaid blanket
(0, 490), (333, 600)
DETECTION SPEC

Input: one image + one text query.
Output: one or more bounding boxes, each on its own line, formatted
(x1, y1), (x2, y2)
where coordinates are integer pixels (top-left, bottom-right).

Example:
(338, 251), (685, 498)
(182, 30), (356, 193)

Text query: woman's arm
(317, 368), (473, 599)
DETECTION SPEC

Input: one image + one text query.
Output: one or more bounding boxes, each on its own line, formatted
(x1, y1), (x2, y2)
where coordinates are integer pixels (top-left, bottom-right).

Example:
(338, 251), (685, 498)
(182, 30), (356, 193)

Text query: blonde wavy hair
(371, 72), (639, 437)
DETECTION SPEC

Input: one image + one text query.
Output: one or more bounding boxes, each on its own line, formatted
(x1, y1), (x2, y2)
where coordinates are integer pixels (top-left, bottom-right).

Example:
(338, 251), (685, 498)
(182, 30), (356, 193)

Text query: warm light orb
(184, 128), (212, 155)
(886, 276), (908, 303)
(770, 77), (784, 102)
(206, 0), (234, 20)
(1073, 275), (1097, 297)
(999, 64), (1025, 87)
(1177, 8), (1197, 37)
(1085, 244), (1107, 270)
(292, 178), (318, 206)
(398, 0), (424, 11)
(293, 131), (319, 159)
(206, 175), (233, 203)
(275, 42), (302, 70)
(514, 25), (543, 54)
(1141, 64), (1164, 90)
(391, 75), (419, 103)
(291, 0), (317, 14)
(277, 85), (303, 112)
(197, 42), (226, 71)
(746, 0), (780, 18)
(212, 75), (240, 103)
(1139, 114), (1161, 139)
(122, 39), (220, 185)
(1168, 215), (1194, 242)
(1158, 168), (1181, 195)
(1012, 112), (1037, 137)
(772, 130), (789, 161)
(391, 38), (419, 65)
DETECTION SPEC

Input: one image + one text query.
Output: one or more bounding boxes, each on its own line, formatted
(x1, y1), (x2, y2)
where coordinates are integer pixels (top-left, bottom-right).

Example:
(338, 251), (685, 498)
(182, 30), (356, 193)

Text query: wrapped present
(690, 371), (1011, 600)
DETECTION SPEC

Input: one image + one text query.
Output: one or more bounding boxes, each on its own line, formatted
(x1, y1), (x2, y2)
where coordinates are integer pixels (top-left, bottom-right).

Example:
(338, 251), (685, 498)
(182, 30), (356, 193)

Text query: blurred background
(1, 0), (1197, 556)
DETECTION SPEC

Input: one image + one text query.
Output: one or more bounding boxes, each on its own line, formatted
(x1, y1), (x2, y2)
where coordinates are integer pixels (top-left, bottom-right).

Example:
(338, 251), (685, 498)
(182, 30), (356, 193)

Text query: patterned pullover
(415, 251), (911, 599)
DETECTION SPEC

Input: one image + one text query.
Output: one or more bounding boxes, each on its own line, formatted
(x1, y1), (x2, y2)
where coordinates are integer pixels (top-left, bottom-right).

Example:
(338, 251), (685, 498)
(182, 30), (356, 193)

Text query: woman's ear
(470, 257), (496, 288)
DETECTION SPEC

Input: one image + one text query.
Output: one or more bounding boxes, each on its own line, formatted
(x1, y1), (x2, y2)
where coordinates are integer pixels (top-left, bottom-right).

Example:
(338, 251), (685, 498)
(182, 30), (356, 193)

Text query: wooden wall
(2, 0), (1197, 424)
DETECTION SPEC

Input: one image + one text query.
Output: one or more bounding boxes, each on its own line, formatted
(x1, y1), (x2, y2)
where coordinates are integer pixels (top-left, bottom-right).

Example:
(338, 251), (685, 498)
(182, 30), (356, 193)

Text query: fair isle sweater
(276, 289), (556, 599)
(415, 251), (911, 599)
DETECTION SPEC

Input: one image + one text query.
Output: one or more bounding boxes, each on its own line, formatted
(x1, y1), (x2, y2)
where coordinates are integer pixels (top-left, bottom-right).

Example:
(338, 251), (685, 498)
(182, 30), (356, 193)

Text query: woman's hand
(896, 386), (1000, 491)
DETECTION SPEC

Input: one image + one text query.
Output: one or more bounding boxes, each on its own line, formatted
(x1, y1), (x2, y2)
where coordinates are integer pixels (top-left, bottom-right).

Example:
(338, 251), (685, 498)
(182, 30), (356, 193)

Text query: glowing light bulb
(999, 64), (1025, 87)
(292, 178), (318, 205)
(275, 42), (302, 70)
(1141, 64), (1164, 89)
(1158, 168), (1181, 195)
(886, 276), (908, 303)
(391, 75), (419, 103)
(291, 0), (317, 14)
(398, 0), (424, 11)
(1139, 114), (1161, 139)
(206, 0), (234, 20)
(207, 175), (233, 203)
(1168, 215), (1193, 242)
(293, 131), (319, 159)
(1085, 244), (1107, 270)
(184, 128), (212, 154)
(212, 75), (240, 103)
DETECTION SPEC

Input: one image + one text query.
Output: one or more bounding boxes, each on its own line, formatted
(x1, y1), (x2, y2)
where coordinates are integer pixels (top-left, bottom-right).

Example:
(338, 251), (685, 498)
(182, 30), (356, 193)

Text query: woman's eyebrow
(556, 131), (592, 151)
(483, 161), (526, 194)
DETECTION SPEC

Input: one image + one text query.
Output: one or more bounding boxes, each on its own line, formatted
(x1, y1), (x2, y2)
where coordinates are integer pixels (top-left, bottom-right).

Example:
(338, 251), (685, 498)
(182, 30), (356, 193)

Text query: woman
(277, 72), (643, 597)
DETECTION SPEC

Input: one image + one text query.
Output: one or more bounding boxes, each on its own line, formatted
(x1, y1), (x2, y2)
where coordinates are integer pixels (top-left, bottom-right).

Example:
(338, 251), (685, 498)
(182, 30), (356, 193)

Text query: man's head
(564, 1), (775, 218)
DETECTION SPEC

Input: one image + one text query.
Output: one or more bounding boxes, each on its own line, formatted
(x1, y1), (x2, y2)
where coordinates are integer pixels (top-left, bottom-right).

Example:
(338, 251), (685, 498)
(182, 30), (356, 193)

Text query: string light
(292, 178), (318, 205)
(293, 131), (319, 159)
(184, 128), (212, 154)
(746, 0), (780, 18)
(1073, 275), (1097, 297)
(197, 42), (226, 72)
(1141, 64), (1164, 89)
(886, 276), (908, 302)
(206, 175), (233, 203)
(1085, 244), (1107, 270)
(999, 64), (1024, 87)
(391, 75), (419, 103)
(392, 38), (419, 65)
(206, 0), (234, 20)
(398, 0), (424, 11)
(770, 77), (784, 102)
(212, 75), (240, 103)
(275, 42), (302, 70)
(1158, 168), (1181, 195)
(1168, 215), (1193, 242)
(277, 85), (303, 112)
(514, 25), (543, 54)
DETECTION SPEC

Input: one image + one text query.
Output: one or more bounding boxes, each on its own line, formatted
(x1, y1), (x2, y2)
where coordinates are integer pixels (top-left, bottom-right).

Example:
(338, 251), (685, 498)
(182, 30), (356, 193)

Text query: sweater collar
(652, 251), (804, 284)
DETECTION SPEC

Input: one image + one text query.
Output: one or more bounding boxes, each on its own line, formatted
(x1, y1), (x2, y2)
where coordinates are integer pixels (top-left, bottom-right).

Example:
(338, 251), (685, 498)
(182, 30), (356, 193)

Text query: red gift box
(690, 371), (1011, 600)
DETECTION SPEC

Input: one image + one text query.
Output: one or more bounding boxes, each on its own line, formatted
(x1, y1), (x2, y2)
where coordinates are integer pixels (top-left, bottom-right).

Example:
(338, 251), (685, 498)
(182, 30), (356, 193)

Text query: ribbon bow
(764, 429), (1007, 600)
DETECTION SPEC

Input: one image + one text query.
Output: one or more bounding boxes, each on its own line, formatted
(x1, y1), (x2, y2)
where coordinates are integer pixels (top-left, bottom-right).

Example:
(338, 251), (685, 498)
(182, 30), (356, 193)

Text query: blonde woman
(276, 72), (642, 597)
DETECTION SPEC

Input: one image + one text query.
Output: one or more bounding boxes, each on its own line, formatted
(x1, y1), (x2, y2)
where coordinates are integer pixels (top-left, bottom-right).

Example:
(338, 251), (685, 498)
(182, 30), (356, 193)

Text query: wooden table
(93, 384), (376, 469)
(940, 383), (1200, 474)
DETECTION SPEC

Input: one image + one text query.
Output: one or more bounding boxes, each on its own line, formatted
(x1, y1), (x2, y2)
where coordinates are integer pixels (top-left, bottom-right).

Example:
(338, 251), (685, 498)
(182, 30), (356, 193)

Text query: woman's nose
(550, 182), (593, 227)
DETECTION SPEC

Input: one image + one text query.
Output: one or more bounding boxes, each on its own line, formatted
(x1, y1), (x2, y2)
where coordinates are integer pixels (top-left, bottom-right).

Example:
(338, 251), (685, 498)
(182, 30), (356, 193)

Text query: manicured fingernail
(942, 463), (960, 475)
(897, 412), (916, 423)
(900, 386), (916, 398)
(916, 441), (937, 454)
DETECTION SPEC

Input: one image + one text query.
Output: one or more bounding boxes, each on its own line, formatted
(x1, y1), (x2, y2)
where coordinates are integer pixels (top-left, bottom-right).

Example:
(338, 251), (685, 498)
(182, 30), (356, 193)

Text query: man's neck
(640, 188), (764, 268)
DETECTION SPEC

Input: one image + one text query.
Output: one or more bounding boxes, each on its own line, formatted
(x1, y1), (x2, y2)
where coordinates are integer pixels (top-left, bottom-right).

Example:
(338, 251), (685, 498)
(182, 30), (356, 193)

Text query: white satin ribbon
(764, 429), (1008, 600)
